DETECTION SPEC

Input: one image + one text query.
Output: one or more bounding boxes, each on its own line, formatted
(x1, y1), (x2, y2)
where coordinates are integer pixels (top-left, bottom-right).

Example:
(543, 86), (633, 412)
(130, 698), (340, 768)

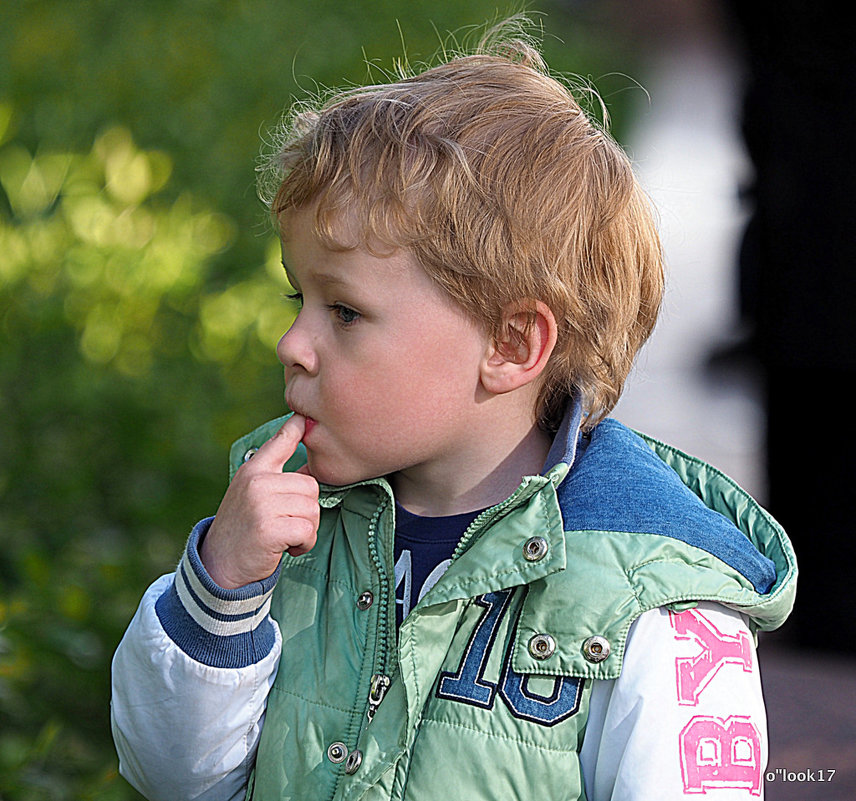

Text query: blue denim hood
(546, 399), (783, 595)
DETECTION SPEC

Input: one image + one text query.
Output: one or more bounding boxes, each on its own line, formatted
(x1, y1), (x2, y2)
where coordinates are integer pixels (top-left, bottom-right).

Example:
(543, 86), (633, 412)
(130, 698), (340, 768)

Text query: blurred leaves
(0, 0), (642, 797)
(0, 122), (294, 800)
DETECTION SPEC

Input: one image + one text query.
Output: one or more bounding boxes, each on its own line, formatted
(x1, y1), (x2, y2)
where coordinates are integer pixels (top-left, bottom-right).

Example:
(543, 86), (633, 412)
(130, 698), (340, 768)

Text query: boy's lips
(286, 397), (317, 438)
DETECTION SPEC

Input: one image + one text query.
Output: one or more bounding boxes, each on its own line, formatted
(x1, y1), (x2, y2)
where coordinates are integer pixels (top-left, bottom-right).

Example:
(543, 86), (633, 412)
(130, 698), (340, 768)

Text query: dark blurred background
(1, 1), (853, 799)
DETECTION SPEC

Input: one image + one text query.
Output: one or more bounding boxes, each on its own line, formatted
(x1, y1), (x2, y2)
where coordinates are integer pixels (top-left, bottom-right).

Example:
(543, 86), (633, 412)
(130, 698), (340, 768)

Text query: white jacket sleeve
(110, 517), (283, 801)
(580, 602), (768, 800)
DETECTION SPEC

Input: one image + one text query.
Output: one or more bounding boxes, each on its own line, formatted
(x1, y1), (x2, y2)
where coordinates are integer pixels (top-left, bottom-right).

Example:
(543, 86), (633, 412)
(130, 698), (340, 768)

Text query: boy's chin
(305, 454), (384, 488)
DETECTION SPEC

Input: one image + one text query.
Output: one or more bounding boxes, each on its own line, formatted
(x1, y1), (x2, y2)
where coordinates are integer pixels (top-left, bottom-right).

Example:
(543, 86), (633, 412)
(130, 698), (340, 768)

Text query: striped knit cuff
(155, 517), (281, 668)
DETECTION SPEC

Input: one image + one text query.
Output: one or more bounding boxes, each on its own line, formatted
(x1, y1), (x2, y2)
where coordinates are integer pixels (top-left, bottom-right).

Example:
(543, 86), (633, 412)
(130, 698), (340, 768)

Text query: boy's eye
(285, 293), (359, 326)
(330, 304), (360, 326)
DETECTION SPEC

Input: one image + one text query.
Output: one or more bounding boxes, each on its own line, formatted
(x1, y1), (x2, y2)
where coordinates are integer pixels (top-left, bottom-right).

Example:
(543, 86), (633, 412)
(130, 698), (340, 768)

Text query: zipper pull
(366, 674), (390, 722)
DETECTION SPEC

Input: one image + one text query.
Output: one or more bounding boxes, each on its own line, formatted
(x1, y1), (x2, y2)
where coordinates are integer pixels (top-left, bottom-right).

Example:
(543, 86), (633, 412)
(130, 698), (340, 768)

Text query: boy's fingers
(251, 414), (306, 469)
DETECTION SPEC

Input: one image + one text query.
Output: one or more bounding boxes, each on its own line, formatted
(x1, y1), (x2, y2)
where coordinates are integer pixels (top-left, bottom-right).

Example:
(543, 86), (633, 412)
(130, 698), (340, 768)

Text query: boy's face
(277, 207), (491, 488)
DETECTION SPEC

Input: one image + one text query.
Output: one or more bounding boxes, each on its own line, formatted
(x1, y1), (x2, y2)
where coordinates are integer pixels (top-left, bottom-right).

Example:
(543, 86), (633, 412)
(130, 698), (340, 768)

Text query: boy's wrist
(188, 517), (282, 601)
(153, 517), (282, 668)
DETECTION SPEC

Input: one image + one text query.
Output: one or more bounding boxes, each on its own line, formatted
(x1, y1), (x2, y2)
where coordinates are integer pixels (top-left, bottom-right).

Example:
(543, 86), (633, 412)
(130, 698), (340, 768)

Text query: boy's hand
(200, 415), (320, 589)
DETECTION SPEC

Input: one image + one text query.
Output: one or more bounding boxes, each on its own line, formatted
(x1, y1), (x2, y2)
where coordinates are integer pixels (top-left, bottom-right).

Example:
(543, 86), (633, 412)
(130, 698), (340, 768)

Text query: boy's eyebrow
(282, 262), (351, 289)
(314, 272), (349, 287)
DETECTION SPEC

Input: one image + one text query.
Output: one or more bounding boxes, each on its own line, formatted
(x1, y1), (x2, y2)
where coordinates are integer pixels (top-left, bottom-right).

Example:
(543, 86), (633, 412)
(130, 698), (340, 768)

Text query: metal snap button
(523, 536), (549, 562)
(242, 447), (258, 463)
(326, 742), (347, 763)
(344, 749), (363, 774)
(582, 635), (611, 663)
(528, 633), (556, 660)
(356, 591), (374, 610)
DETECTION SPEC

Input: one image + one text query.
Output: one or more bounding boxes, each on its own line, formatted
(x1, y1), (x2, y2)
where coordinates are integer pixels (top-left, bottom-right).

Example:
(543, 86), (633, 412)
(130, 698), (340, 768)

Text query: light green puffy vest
(228, 417), (796, 801)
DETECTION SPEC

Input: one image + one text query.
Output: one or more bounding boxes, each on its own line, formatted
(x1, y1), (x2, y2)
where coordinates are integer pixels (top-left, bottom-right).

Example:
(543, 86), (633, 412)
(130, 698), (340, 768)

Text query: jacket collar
(542, 395), (586, 474)
(413, 398), (589, 608)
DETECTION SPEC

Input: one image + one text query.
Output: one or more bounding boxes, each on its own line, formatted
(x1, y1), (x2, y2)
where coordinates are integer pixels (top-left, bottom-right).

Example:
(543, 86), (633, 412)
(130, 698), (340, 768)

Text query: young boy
(111, 30), (796, 801)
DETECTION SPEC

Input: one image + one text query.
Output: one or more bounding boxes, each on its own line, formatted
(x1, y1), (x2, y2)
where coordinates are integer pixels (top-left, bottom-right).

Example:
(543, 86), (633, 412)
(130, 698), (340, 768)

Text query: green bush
(0, 120), (294, 799)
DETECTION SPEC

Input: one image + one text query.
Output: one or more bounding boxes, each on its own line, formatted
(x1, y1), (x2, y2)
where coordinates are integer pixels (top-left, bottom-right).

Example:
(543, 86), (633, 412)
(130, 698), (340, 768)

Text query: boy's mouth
(285, 391), (314, 434)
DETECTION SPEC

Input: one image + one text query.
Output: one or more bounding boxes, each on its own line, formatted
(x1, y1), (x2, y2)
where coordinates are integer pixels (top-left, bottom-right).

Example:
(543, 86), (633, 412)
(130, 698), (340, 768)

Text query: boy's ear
(480, 300), (558, 395)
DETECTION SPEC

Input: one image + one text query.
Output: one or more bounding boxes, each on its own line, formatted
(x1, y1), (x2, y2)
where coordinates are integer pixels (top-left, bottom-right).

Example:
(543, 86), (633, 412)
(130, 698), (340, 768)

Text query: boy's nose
(277, 323), (318, 375)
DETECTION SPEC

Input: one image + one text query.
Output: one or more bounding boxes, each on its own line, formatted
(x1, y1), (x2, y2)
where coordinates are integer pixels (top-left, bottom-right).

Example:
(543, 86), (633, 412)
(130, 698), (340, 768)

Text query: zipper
(450, 481), (530, 562)
(359, 477), (537, 724)
(366, 673), (391, 722)
(365, 498), (392, 723)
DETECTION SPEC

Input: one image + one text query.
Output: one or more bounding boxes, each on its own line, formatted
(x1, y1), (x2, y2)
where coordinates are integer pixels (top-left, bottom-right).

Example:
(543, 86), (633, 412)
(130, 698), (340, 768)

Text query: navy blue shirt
(393, 503), (484, 627)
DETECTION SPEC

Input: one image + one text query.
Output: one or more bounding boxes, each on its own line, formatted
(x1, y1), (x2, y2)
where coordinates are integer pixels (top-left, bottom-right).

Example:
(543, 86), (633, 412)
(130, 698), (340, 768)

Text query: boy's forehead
(277, 206), (313, 246)
(278, 203), (362, 248)
(279, 206), (418, 281)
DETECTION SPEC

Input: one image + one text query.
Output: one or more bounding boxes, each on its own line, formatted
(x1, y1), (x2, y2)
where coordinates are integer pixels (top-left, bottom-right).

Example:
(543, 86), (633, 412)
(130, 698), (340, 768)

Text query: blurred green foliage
(0, 1), (643, 797)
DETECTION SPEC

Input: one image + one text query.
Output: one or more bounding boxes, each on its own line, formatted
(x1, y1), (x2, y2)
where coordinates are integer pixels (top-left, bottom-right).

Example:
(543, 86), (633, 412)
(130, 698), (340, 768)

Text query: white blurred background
(611, 1), (765, 500)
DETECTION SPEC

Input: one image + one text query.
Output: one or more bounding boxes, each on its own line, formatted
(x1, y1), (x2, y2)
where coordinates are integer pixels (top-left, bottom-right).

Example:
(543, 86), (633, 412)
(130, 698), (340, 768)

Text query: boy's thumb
(255, 414), (305, 468)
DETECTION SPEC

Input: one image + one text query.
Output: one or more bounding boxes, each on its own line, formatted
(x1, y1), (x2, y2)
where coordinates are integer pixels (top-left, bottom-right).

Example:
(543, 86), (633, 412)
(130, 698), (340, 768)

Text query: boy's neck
(391, 417), (552, 517)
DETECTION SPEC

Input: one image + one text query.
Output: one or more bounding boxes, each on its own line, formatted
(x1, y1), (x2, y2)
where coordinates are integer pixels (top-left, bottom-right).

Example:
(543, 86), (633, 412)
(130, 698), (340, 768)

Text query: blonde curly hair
(259, 25), (663, 432)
